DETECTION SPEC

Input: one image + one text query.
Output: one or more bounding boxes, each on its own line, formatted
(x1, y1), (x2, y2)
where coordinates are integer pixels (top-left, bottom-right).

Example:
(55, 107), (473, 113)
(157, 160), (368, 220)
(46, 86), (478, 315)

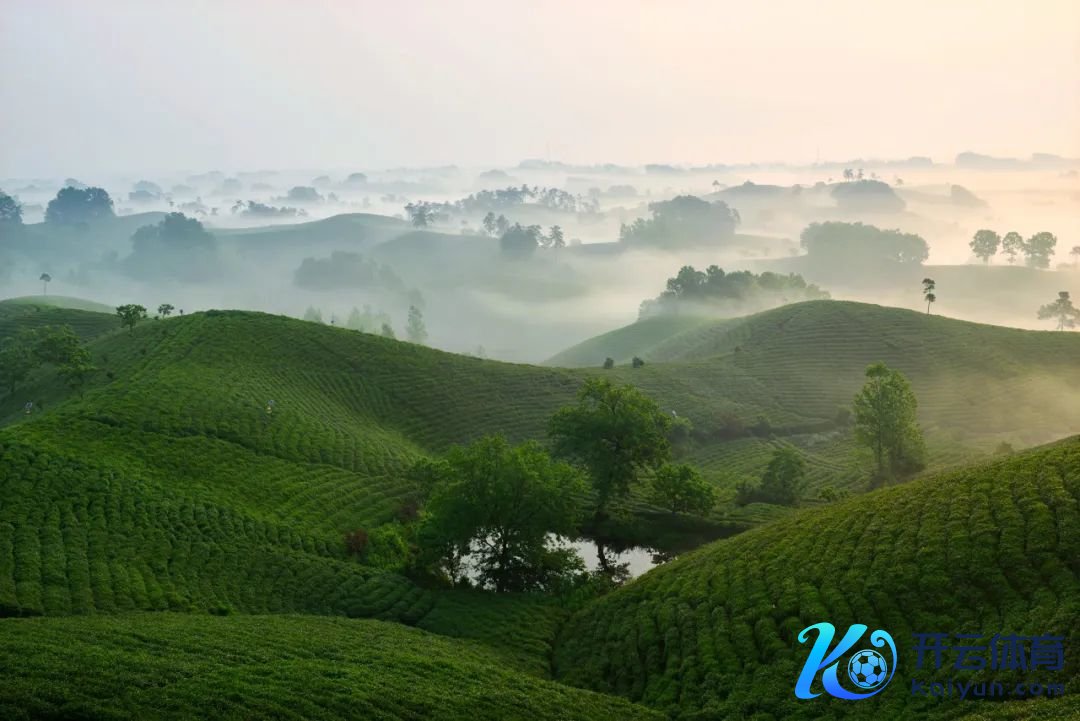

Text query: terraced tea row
(553, 437), (1080, 719)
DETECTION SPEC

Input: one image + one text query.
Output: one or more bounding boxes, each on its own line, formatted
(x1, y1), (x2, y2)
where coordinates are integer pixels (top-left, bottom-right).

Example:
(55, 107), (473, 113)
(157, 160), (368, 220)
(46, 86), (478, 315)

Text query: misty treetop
(125, 212), (221, 282)
(45, 186), (115, 225)
(0, 190), (23, 225)
(829, 178), (906, 213)
(293, 251), (406, 293)
(968, 228), (1058, 268)
(619, 195), (740, 249)
(638, 265), (828, 319)
(800, 221), (929, 267)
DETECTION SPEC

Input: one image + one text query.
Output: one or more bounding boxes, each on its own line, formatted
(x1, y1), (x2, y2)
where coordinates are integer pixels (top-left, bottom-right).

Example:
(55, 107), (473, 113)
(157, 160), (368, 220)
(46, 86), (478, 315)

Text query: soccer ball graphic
(848, 649), (888, 689)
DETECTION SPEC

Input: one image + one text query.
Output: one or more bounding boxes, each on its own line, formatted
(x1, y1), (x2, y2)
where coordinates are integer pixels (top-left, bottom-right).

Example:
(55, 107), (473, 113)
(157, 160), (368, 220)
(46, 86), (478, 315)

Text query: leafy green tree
(549, 378), (672, 524)
(922, 277), (936, 314)
(853, 362), (926, 478)
(0, 333), (37, 395)
(115, 304), (148, 334)
(759, 447), (808, 505)
(602, 357), (615, 369)
(33, 326), (82, 365)
(406, 305), (427, 344)
(1037, 291), (1079, 330)
(648, 463), (715, 515)
(969, 229), (1000, 263)
(1001, 231), (1024, 264)
(39, 273), (52, 295)
(157, 304), (175, 318)
(419, 436), (585, 592)
(0, 191), (22, 224)
(1023, 232), (1057, 269)
(45, 186), (114, 225)
(380, 322), (396, 339)
(58, 347), (96, 396)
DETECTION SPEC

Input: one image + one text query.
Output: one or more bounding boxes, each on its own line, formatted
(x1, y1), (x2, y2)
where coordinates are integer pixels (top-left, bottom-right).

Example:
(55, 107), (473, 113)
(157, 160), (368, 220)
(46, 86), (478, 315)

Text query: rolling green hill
(0, 295), (115, 314)
(0, 614), (663, 721)
(552, 436), (1080, 719)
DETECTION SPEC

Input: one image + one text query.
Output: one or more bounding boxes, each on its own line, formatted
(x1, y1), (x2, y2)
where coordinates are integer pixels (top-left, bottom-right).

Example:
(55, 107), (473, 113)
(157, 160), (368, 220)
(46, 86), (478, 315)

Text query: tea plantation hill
(0, 614), (665, 721)
(553, 436), (1080, 720)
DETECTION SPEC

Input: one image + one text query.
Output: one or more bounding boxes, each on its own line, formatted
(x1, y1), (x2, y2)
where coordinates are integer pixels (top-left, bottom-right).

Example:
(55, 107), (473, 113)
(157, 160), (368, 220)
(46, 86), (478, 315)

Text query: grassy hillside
(0, 295), (115, 314)
(552, 437), (1080, 719)
(0, 299), (119, 342)
(0, 614), (663, 721)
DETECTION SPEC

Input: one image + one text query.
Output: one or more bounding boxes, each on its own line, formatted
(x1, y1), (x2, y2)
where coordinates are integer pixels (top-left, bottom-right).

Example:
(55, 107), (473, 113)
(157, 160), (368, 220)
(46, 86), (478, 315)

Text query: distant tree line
(293, 251), (406, 293)
(638, 265), (829, 319)
(800, 221), (929, 267)
(968, 229), (1060, 269)
(403, 185), (600, 229)
(619, 195), (740, 249)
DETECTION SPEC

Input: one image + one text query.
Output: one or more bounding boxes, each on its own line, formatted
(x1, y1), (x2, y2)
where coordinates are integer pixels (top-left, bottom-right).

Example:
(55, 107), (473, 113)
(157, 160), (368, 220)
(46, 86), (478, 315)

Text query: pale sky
(2, 0), (1078, 177)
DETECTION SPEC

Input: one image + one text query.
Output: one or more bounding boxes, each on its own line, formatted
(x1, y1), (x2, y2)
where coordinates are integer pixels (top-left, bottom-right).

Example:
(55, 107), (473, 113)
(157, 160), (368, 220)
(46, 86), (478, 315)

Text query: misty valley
(1, 2), (1078, 720)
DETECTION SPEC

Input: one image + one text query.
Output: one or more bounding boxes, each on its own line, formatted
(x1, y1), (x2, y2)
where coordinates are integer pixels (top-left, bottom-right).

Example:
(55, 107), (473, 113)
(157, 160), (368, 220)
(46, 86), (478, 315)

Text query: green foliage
(619, 195), (739, 248)
(115, 304), (147, 333)
(602, 357), (614, 369)
(639, 264), (828, 319)
(801, 221), (928, 267)
(648, 463), (715, 515)
(970, 229), (1001, 263)
(0, 334), (36, 395)
(0, 325), (92, 396)
(853, 362), (926, 478)
(1037, 291), (1079, 330)
(157, 303), (175, 317)
(550, 378), (672, 522)
(0, 614), (663, 721)
(380, 322), (396, 339)
(420, 436), (585, 592)
(553, 438), (1080, 719)
(740, 446), (808, 506)
(44, 186), (114, 225)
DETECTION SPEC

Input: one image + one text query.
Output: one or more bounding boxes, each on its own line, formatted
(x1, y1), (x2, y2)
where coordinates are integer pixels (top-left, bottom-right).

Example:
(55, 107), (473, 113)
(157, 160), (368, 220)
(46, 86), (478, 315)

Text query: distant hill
(0, 614), (663, 721)
(553, 436), (1080, 719)
(0, 295), (114, 314)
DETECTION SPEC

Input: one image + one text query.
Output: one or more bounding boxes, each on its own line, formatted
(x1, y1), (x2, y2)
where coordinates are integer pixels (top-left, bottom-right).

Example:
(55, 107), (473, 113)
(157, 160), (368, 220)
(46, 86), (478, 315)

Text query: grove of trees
(0, 324), (95, 396)
(968, 229), (1058, 268)
(619, 195), (740, 249)
(45, 186), (115, 225)
(800, 222), (929, 267)
(638, 265), (829, 319)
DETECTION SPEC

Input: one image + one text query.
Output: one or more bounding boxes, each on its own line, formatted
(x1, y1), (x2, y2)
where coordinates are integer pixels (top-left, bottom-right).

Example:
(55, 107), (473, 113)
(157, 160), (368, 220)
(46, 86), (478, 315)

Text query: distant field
(0, 614), (663, 721)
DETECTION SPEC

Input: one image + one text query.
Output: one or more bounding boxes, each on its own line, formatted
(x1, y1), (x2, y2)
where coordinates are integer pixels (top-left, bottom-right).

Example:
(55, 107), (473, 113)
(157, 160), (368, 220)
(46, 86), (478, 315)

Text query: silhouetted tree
(45, 186), (114, 225)
(380, 322), (396, 339)
(39, 273), (52, 295)
(602, 357), (615, 369)
(1037, 291), (1079, 330)
(1023, 232), (1057, 269)
(922, 278), (936, 314)
(157, 304), (175, 318)
(969, 229), (1000, 264)
(115, 304), (148, 334)
(1001, 231), (1024, 264)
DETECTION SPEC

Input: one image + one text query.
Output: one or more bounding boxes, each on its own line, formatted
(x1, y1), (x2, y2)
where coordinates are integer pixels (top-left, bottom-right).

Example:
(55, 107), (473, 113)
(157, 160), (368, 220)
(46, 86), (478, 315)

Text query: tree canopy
(0, 191), (22, 224)
(800, 221), (928, 267)
(619, 195), (740, 248)
(45, 186), (115, 225)
(126, 213), (220, 281)
(1037, 291), (1079, 330)
(639, 265), (828, 319)
(853, 362), (925, 478)
(969, 229), (1000, 263)
(549, 378), (672, 524)
(418, 436), (585, 592)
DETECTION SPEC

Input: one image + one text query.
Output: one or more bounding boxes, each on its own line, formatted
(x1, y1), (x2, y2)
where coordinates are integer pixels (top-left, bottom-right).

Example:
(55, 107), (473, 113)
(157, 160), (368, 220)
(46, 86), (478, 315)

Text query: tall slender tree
(922, 278), (936, 314)
(39, 273), (51, 296)
(1037, 291), (1079, 331)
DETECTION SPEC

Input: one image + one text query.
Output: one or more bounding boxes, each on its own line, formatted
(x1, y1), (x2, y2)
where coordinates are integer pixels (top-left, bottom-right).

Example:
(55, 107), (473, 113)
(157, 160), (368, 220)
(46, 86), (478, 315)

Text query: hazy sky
(3, 0), (1078, 177)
